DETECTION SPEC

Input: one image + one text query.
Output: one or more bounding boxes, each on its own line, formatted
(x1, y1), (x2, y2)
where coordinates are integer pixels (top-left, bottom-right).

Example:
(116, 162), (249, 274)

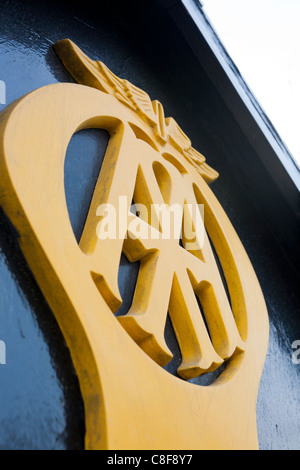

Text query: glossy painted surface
(0, 83), (268, 449)
(0, 208), (85, 450)
(0, 0), (299, 449)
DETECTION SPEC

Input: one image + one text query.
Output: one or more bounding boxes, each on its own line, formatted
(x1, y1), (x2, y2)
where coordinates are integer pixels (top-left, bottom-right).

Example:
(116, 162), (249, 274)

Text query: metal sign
(0, 39), (269, 449)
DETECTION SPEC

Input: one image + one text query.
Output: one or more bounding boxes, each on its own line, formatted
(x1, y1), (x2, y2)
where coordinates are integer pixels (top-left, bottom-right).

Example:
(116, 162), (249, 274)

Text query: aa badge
(0, 39), (269, 450)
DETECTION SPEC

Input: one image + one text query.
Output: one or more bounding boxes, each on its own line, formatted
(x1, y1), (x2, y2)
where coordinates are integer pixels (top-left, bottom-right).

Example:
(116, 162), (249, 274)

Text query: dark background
(0, 0), (299, 449)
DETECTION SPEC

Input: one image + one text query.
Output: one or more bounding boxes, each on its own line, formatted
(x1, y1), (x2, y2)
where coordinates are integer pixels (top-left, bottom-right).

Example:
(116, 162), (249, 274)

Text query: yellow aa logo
(79, 107), (245, 379)
(55, 39), (245, 380)
(0, 40), (269, 449)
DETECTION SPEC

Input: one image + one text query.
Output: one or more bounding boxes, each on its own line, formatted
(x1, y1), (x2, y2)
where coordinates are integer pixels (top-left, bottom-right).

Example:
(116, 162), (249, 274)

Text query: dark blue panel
(65, 129), (109, 243)
(0, 210), (85, 450)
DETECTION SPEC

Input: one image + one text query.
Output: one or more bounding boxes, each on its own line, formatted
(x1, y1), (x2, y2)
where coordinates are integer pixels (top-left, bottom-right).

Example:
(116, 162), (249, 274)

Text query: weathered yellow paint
(0, 43), (269, 449)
